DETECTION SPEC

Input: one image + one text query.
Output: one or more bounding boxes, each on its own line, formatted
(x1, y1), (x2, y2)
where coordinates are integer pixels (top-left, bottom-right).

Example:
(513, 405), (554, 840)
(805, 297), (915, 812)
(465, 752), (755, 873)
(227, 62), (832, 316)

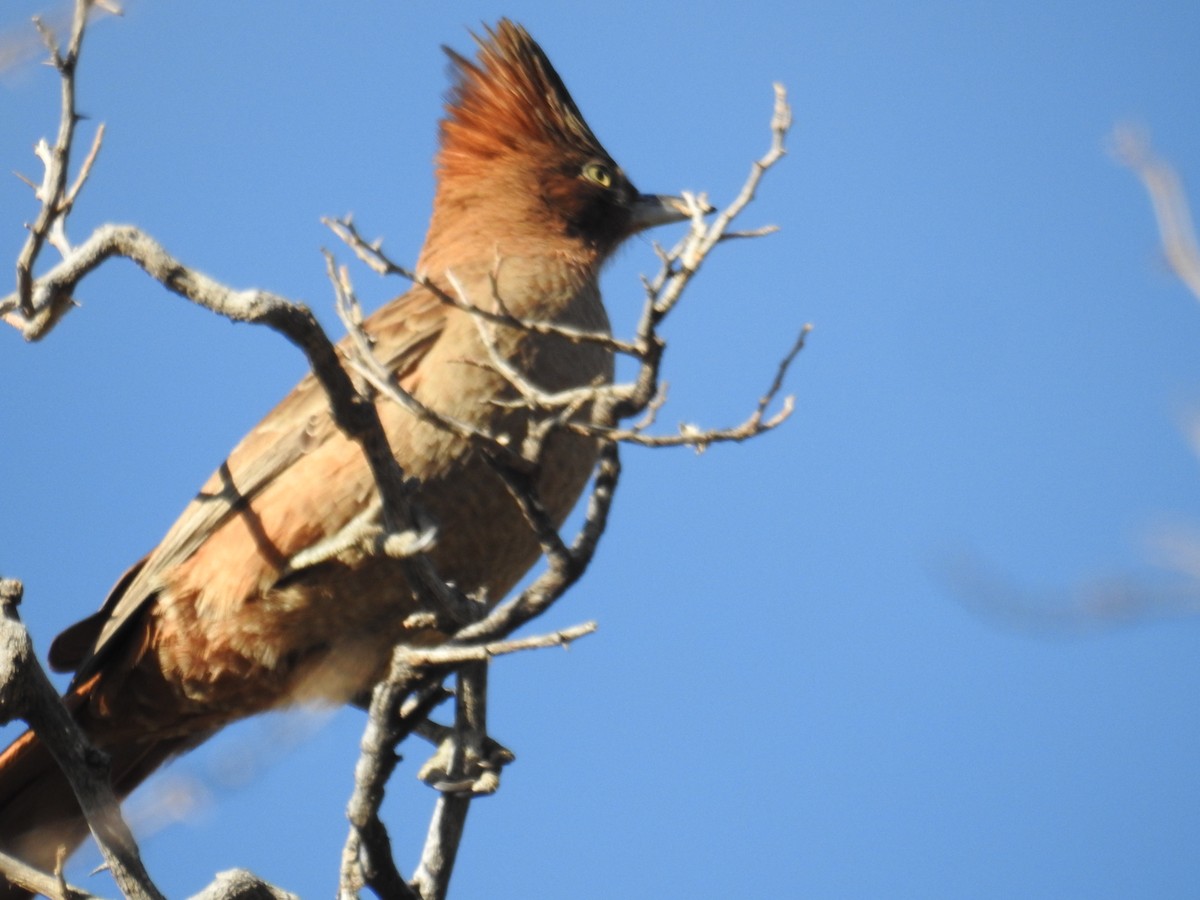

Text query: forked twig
(4, 5), (801, 895)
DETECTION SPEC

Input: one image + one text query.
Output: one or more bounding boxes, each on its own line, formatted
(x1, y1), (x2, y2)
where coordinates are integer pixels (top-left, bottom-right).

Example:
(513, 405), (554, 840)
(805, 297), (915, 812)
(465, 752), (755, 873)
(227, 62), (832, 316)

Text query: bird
(0, 19), (691, 890)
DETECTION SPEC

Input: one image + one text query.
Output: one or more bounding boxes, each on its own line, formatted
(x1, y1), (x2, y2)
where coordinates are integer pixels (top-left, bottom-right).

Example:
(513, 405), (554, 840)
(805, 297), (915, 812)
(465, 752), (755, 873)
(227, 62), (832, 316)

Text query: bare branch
(187, 869), (299, 900)
(62, 121), (106, 216)
(411, 663), (487, 900)
(399, 622), (596, 668)
(596, 84), (794, 434)
(454, 440), (622, 646)
(0, 579), (164, 900)
(0, 846), (97, 900)
(326, 254), (502, 454)
(3, 224), (476, 630)
(7, 7), (798, 891)
(325, 216), (637, 355)
(15, 0), (103, 315)
(580, 322), (808, 449)
(340, 673), (447, 900)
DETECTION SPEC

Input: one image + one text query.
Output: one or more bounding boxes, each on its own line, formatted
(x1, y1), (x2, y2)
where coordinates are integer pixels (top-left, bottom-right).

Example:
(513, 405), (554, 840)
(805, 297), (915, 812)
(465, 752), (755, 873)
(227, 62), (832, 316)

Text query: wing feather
(65, 286), (447, 681)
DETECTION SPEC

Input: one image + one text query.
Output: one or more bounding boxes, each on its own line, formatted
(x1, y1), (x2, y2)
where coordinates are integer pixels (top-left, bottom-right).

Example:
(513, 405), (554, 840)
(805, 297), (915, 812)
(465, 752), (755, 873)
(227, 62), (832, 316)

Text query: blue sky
(3, 1), (1200, 897)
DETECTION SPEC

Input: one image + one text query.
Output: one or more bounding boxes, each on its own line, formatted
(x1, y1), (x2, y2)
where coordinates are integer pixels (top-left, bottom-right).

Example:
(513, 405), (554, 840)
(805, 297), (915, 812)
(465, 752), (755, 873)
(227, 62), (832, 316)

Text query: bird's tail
(0, 695), (189, 899)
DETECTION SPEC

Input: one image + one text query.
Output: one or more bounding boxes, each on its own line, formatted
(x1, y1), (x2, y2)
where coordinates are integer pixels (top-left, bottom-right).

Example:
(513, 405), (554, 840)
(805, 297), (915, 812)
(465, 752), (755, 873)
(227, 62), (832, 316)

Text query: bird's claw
(418, 734), (515, 795)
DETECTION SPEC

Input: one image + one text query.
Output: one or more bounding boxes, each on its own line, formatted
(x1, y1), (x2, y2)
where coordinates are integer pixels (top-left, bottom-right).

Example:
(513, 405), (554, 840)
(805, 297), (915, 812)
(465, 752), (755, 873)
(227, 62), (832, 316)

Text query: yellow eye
(582, 162), (613, 188)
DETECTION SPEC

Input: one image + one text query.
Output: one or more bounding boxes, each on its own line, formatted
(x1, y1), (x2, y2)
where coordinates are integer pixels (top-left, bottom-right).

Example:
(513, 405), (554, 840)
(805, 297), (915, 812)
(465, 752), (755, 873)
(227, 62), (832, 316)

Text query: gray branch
(0, 580), (162, 900)
(5, 5), (801, 898)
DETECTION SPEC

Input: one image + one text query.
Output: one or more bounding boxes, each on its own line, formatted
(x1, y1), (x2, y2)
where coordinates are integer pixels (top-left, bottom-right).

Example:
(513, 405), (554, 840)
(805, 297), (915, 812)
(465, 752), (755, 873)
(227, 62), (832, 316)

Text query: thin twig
(325, 216), (639, 355)
(326, 254), (500, 452)
(15, 0), (97, 315)
(453, 441), (622, 645)
(399, 622), (596, 668)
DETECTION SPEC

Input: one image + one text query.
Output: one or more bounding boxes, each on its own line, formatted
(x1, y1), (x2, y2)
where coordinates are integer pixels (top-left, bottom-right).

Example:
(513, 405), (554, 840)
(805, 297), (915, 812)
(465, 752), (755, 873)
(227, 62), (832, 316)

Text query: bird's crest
(438, 20), (612, 174)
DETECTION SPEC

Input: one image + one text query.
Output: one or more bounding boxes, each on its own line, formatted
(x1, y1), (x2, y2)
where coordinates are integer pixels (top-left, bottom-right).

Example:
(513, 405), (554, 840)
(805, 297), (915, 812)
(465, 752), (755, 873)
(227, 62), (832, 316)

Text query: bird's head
(422, 20), (691, 270)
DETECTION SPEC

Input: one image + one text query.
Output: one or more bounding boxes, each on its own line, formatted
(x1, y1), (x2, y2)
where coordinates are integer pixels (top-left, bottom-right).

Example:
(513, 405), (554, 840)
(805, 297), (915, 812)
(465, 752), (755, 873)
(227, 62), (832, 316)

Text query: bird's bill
(629, 193), (708, 232)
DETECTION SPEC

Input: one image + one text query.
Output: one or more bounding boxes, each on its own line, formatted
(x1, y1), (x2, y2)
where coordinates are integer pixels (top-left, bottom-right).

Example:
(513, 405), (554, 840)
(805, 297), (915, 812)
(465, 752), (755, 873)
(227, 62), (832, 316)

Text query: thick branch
(187, 869), (299, 900)
(339, 675), (447, 900)
(0, 580), (163, 900)
(0, 847), (96, 900)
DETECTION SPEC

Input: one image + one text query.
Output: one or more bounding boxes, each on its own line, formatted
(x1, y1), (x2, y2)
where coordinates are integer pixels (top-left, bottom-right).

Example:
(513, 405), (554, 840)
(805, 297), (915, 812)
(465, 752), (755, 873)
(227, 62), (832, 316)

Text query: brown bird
(0, 20), (690, 889)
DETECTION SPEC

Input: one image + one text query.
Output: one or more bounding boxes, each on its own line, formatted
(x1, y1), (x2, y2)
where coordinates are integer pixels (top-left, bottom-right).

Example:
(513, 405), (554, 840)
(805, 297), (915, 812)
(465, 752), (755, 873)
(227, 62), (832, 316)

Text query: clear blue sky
(3, 2), (1200, 897)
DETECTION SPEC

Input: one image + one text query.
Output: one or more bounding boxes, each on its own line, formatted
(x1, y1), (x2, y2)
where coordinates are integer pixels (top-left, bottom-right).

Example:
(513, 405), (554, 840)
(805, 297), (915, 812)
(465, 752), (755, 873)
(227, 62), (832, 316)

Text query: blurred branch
(0, 846), (97, 900)
(951, 130), (1200, 633)
(1112, 125), (1200, 301)
(945, 555), (1200, 635)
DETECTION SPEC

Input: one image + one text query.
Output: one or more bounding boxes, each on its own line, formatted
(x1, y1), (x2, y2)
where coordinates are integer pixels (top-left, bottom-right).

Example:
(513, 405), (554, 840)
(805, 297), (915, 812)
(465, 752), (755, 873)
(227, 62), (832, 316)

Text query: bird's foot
(417, 732), (515, 795)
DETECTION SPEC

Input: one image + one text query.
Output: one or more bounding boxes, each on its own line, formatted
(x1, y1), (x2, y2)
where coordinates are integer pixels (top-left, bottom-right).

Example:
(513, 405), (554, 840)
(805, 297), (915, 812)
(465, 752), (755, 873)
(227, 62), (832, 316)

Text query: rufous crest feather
(438, 20), (612, 176)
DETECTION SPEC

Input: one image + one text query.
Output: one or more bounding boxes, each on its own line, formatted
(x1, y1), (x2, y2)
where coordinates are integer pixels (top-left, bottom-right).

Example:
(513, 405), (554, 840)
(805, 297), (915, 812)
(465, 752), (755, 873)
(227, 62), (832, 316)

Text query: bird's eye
(582, 162), (613, 188)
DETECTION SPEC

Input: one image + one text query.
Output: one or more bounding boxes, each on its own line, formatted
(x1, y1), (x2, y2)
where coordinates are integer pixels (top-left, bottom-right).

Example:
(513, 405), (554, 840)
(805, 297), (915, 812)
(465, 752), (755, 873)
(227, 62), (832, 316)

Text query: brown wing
(59, 285), (447, 683)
